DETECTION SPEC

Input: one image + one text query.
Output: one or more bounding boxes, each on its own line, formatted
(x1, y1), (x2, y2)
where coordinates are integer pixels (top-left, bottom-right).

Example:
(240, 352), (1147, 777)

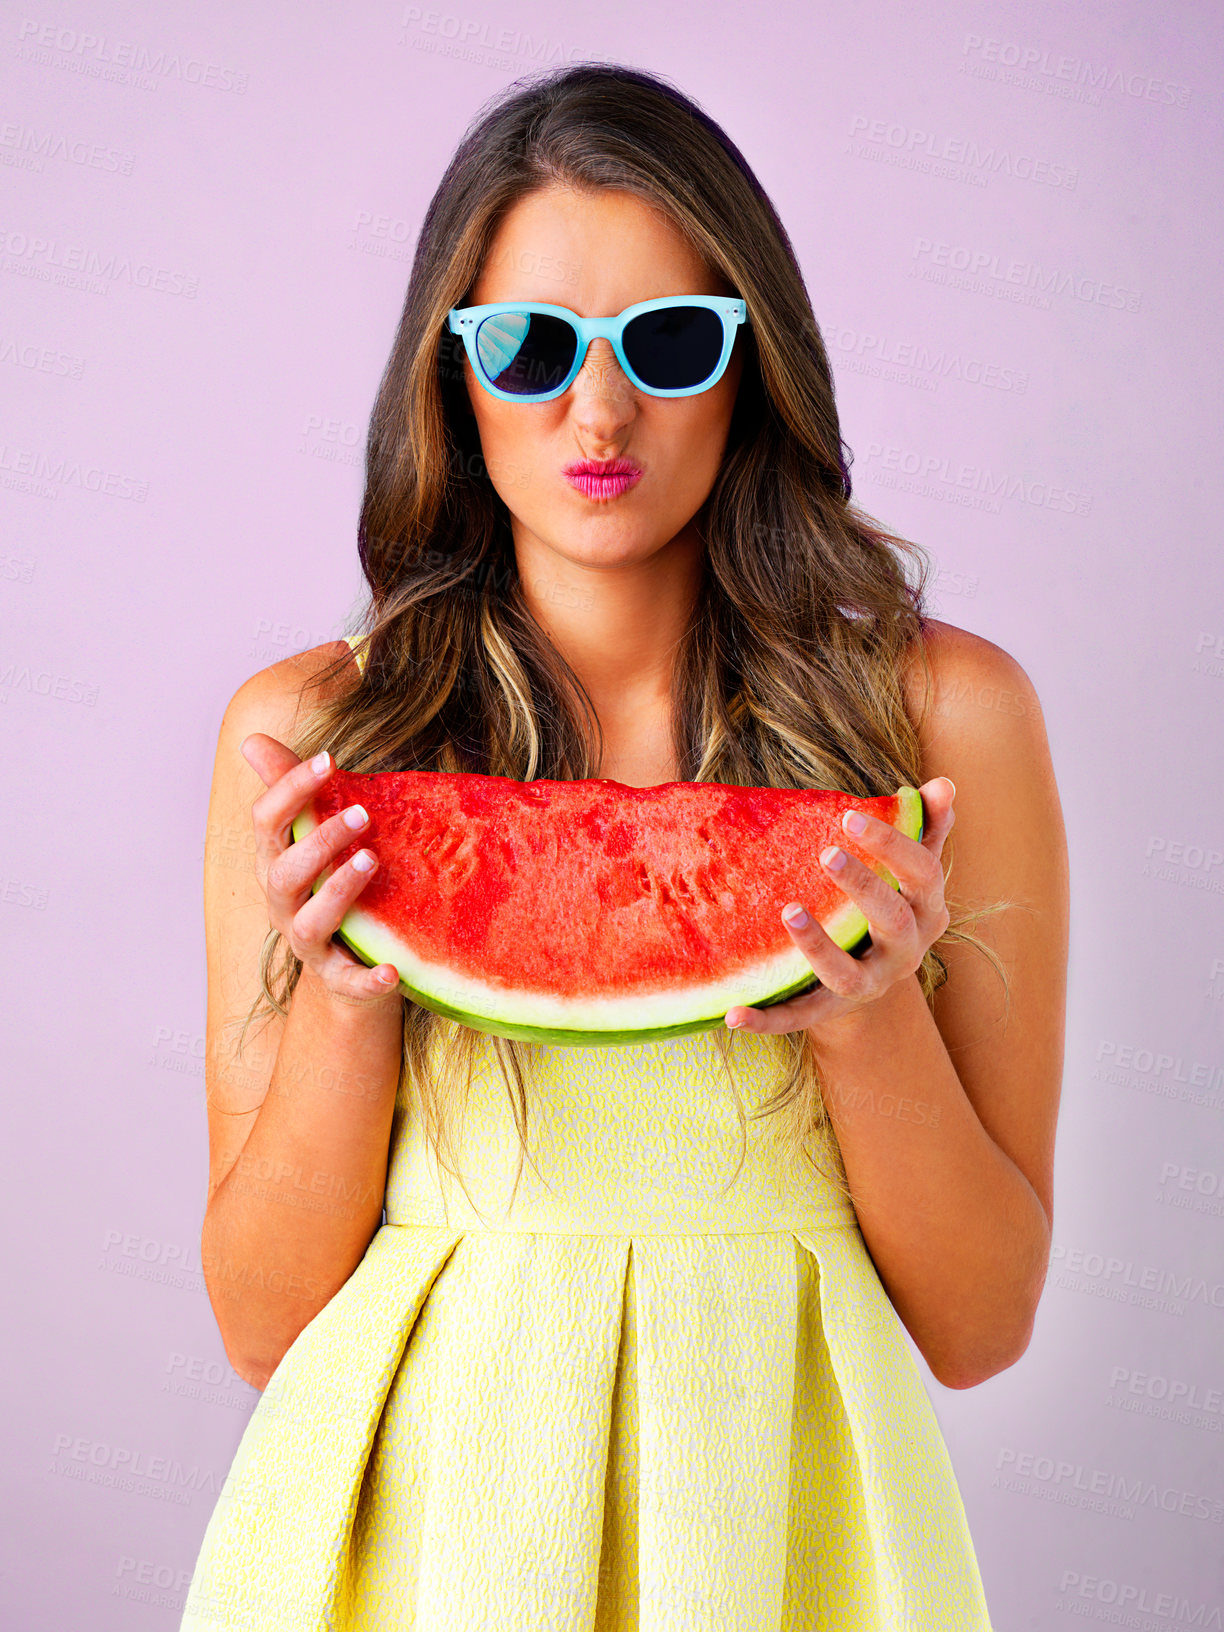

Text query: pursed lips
(563, 459), (643, 499)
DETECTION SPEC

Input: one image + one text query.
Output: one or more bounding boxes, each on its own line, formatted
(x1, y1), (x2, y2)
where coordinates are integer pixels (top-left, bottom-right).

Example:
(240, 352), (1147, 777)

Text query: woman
(184, 62), (1068, 1631)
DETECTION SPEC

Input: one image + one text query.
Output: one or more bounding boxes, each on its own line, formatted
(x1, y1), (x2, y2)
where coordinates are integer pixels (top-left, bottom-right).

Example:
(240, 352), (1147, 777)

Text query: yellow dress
(180, 634), (995, 1631)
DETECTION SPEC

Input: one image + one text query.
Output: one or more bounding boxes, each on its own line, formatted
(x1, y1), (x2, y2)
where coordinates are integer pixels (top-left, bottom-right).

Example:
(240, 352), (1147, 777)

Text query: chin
(525, 505), (639, 543)
(558, 530), (655, 565)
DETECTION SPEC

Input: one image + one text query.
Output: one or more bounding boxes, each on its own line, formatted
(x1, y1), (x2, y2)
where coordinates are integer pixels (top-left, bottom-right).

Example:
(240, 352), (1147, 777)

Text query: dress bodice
(385, 1023), (858, 1238)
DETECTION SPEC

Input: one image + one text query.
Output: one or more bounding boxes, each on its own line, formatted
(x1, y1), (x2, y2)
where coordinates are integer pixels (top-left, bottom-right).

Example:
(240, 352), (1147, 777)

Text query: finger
(774, 900), (877, 1005)
(817, 844), (917, 947)
(834, 802), (947, 917)
(916, 776), (956, 854)
(290, 843), (382, 955)
(266, 800), (371, 909)
(298, 861), (404, 998)
(323, 932), (403, 1003)
(726, 978), (844, 1035)
(310, 933), (404, 1004)
(240, 731), (303, 789)
(322, 964), (404, 1005)
(250, 748), (337, 871)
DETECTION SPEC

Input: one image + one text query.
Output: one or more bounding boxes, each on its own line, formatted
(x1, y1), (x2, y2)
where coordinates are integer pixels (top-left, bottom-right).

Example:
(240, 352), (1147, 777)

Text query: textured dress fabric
(180, 634), (995, 1632)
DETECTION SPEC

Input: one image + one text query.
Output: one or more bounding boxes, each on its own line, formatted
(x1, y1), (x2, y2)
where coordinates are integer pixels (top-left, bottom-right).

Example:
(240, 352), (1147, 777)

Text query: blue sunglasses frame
(446, 295), (749, 402)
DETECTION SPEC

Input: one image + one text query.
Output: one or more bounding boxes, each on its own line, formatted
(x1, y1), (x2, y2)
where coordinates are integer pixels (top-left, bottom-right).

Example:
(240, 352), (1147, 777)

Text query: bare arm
(202, 968), (403, 1390)
(728, 622), (1068, 1389)
(804, 975), (1054, 1389)
(200, 645), (406, 1390)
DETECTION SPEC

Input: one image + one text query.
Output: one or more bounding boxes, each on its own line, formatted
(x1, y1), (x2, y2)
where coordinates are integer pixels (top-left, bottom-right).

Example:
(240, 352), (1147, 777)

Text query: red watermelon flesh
(291, 771), (924, 1046)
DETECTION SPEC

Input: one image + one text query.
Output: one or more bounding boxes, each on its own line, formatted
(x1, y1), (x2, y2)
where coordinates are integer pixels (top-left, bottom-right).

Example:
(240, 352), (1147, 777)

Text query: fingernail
(783, 902), (809, 926)
(725, 1011), (743, 1028)
(311, 751), (330, 776)
(351, 850), (376, 872)
(842, 809), (867, 835)
(944, 777), (957, 798)
(820, 846), (847, 872)
(343, 804), (369, 829)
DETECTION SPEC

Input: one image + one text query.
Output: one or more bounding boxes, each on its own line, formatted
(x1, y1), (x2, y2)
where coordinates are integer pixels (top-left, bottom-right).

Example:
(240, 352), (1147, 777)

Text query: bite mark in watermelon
(291, 772), (924, 1046)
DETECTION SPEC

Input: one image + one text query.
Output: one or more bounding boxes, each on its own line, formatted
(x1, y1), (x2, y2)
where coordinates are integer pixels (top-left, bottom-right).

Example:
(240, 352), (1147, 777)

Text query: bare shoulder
(220, 638), (360, 749)
(901, 617), (1046, 749)
(204, 633), (359, 926)
(207, 635), (360, 871)
(898, 615), (1062, 881)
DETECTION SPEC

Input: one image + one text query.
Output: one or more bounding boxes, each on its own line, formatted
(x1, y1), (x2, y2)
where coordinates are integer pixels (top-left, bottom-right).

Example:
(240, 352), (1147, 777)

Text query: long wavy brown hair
(233, 62), (1012, 1212)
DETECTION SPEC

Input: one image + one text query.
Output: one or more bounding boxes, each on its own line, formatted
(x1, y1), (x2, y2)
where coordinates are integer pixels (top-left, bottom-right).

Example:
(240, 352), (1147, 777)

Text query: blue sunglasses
(446, 295), (749, 402)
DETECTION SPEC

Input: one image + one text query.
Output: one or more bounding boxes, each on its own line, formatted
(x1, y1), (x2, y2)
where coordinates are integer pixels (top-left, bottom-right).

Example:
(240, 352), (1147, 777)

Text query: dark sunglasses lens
(474, 312), (576, 396)
(622, 306), (725, 390)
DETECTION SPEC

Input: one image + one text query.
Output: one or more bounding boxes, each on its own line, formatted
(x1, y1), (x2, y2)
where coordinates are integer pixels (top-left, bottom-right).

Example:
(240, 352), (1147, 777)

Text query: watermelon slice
(291, 772), (924, 1046)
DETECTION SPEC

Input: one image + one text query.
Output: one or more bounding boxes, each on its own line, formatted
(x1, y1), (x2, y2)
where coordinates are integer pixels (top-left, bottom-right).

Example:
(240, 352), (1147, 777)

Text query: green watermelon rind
(292, 783), (924, 1048)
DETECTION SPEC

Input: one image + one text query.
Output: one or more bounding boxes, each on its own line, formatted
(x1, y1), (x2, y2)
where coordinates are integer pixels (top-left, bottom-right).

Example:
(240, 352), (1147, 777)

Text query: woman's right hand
(240, 733), (402, 1007)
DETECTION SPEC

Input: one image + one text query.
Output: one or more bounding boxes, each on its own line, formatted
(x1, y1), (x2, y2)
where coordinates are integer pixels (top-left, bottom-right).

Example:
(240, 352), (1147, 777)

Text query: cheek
(669, 400), (734, 485)
(470, 403), (547, 504)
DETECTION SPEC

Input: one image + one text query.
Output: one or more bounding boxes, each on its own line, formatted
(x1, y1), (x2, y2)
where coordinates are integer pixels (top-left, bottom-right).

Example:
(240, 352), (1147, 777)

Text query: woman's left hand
(724, 776), (956, 1036)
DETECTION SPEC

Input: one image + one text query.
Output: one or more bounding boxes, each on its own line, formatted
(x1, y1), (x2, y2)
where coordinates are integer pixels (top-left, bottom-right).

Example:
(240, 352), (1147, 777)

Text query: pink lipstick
(563, 458), (643, 501)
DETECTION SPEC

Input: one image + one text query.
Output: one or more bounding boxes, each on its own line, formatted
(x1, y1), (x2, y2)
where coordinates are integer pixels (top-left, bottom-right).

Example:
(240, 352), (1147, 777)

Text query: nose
(568, 337), (635, 435)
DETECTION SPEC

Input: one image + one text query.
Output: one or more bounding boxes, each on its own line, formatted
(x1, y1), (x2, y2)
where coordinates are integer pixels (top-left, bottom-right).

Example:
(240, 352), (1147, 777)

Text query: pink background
(3, 2), (1222, 1625)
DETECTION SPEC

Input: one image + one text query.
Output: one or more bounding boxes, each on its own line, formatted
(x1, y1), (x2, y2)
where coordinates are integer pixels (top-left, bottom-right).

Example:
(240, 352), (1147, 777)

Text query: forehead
(471, 184), (726, 313)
